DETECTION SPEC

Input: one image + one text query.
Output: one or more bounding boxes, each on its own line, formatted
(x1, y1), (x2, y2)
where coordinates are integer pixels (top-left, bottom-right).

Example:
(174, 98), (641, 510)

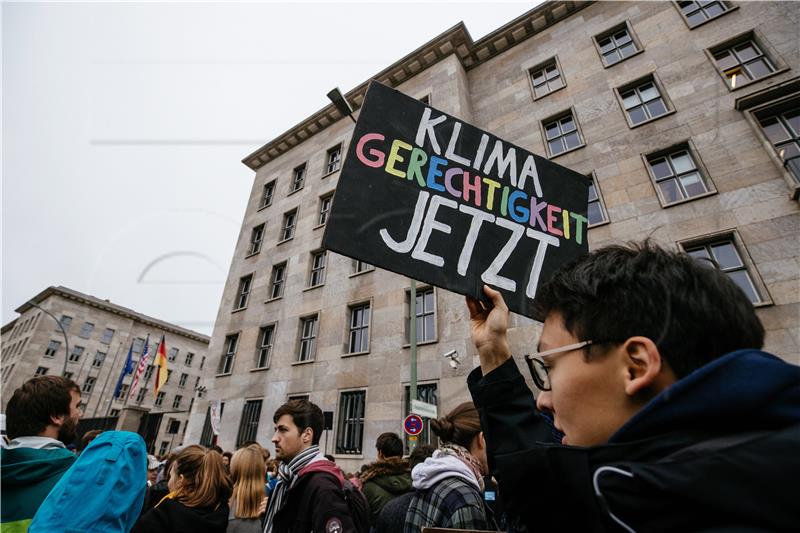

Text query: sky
(2, 1), (537, 335)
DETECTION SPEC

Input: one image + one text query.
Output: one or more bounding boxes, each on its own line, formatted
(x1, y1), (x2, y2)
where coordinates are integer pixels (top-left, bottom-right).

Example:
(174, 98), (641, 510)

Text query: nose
(271, 432), (279, 444)
(536, 390), (554, 414)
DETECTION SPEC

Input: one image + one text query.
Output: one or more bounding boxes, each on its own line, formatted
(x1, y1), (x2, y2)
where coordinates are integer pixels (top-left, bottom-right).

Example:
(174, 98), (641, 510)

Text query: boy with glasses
(466, 242), (800, 531)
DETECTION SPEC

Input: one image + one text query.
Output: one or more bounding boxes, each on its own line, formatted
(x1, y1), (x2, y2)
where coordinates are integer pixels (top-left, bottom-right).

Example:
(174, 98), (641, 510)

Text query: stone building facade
(185, 1), (800, 471)
(1, 286), (209, 454)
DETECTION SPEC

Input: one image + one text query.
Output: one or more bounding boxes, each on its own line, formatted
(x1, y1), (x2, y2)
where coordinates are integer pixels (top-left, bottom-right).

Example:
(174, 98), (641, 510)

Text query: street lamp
(26, 300), (70, 377)
(327, 87), (356, 123)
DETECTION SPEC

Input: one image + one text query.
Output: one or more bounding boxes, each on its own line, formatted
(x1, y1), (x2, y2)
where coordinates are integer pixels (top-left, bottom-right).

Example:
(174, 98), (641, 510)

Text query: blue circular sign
(404, 414), (424, 435)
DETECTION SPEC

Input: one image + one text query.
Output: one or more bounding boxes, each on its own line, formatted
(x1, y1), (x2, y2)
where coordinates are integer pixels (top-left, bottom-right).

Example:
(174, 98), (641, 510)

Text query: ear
(478, 431), (486, 452)
(50, 413), (65, 427)
(621, 336), (664, 397)
(302, 427), (313, 444)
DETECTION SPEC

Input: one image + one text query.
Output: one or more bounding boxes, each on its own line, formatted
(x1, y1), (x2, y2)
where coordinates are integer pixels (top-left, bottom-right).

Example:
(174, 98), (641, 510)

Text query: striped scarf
(262, 445), (320, 533)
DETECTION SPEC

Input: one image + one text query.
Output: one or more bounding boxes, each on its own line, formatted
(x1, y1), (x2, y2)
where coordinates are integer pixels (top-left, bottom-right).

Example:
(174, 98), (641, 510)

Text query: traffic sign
(403, 414), (424, 436)
(410, 399), (438, 418)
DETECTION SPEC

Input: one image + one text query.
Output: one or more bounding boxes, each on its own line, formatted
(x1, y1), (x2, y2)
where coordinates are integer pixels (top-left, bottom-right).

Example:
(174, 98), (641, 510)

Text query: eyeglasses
(524, 340), (596, 391)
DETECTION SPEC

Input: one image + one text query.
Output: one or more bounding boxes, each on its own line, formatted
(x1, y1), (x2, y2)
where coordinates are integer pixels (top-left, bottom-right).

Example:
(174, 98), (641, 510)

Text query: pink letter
(356, 133), (386, 168)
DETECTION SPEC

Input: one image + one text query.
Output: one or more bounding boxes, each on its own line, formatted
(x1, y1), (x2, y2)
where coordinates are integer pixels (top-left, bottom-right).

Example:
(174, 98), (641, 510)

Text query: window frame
(279, 208), (298, 243)
(236, 398), (264, 447)
(642, 140), (717, 207)
(673, 0), (737, 29)
(539, 108), (586, 159)
(586, 171), (610, 228)
(68, 345), (85, 363)
(267, 262), (287, 301)
(217, 333), (240, 376)
(254, 322), (277, 370)
(259, 180), (276, 210)
(92, 350), (106, 368)
(82, 376), (96, 393)
(345, 300), (372, 356)
(404, 286), (438, 347)
(248, 223), (266, 256)
(44, 340), (61, 358)
(706, 30), (787, 92)
(172, 394), (183, 410)
(403, 381), (438, 453)
(592, 21), (644, 68)
(307, 250), (327, 289)
(289, 163), (307, 195)
(527, 56), (567, 101)
(155, 391), (165, 406)
(78, 322), (94, 339)
(614, 73), (676, 129)
(233, 273), (254, 311)
(350, 259), (375, 277)
(335, 388), (367, 457)
(35, 366), (49, 376)
(295, 314), (319, 364)
(324, 144), (343, 176)
(100, 328), (115, 345)
(316, 193), (334, 228)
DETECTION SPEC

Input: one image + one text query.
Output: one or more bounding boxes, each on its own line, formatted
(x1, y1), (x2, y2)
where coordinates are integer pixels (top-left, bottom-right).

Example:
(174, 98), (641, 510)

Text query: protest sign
(322, 81), (589, 319)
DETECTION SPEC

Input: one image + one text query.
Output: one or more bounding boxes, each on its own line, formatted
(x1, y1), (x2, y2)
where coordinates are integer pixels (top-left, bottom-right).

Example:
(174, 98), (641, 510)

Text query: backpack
(342, 479), (370, 533)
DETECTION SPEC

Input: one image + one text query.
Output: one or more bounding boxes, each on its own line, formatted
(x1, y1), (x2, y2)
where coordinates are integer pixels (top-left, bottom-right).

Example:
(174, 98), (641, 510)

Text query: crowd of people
(1, 241), (799, 532)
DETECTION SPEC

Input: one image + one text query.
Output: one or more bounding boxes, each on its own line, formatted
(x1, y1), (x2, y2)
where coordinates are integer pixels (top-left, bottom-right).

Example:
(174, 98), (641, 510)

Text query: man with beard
(1, 375), (82, 532)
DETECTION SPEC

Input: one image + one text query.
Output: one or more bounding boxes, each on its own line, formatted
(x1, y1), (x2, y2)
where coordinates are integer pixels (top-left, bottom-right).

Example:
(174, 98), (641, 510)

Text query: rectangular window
(269, 263), (287, 299)
(116, 384), (129, 401)
(83, 376), (96, 393)
(109, 408), (120, 417)
(166, 369), (173, 384)
(179, 373), (188, 388)
(756, 103), (800, 186)
(69, 346), (85, 363)
(677, 0), (731, 28)
(168, 347), (179, 362)
(595, 24), (640, 67)
(236, 399), (263, 447)
(59, 315), (72, 332)
(352, 260), (374, 274)
(646, 146), (710, 205)
(132, 338), (145, 354)
(35, 366), (48, 376)
(406, 287), (436, 343)
(684, 238), (762, 304)
(297, 315), (318, 362)
(172, 395), (183, 409)
(219, 334), (238, 374)
(404, 383), (438, 452)
(79, 322), (94, 339)
(618, 77), (669, 126)
(185, 352), (194, 366)
(200, 402), (225, 447)
(158, 441), (169, 456)
(711, 36), (775, 89)
(136, 387), (147, 404)
(291, 164), (306, 193)
(280, 209), (297, 241)
(530, 58), (565, 99)
(347, 303), (371, 354)
(234, 274), (253, 310)
(100, 328), (115, 344)
(336, 390), (366, 455)
(326, 145), (342, 174)
(318, 194), (333, 226)
(543, 112), (583, 157)
(144, 365), (155, 380)
(587, 174), (609, 226)
(256, 325), (275, 369)
(45, 340), (60, 357)
(261, 180), (275, 208)
(200, 356), (205, 370)
(92, 351), (106, 368)
(249, 224), (265, 255)
(155, 391), (165, 407)
(308, 251), (327, 287)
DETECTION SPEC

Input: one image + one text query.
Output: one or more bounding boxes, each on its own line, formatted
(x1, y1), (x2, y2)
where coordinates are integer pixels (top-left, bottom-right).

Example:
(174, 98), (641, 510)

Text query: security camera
(448, 358), (459, 369)
(442, 349), (458, 359)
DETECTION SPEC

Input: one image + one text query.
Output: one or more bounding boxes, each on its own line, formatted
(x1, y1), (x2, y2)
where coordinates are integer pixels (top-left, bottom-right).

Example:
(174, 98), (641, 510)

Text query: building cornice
(12, 286), (211, 344)
(242, 1), (592, 171)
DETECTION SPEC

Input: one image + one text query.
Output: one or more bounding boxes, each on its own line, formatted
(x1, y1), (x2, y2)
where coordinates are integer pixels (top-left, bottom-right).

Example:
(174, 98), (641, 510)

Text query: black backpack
(341, 479), (370, 533)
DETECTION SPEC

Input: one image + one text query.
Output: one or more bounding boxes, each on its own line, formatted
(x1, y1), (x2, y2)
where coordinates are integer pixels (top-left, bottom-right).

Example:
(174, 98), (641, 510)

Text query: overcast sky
(2, 1), (536, 335)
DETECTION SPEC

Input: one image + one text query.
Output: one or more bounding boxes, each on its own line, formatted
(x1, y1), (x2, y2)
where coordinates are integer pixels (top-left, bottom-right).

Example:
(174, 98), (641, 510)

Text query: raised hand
(466, 285), (512, 375)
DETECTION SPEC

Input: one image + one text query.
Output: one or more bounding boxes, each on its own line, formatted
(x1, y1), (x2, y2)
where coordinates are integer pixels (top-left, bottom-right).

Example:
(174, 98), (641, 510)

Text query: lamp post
(26, 301), (69, 377)
(326, 87), (356, 123)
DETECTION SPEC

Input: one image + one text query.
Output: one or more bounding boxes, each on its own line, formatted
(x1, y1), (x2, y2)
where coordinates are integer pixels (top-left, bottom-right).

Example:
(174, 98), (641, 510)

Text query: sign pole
(409, 279), (418, 452)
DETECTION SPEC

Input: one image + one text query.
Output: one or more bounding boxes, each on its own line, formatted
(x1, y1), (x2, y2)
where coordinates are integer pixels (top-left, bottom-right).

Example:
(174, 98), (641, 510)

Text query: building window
(144, 365), (154, 380)
(756, 104), (800, 186)
(261, 180), (275, 208)
(543, 112), (583, 157)
(158, 441), (169, 456)
(136, 387), (147, 404)
(683, 237), (763, 304)
(618, 77), (670, 126)
(109, 408), (120, 417)
(530, 58), (565, 99)
(347, 303), (371, 354)
(115, 384), (129, 401)
(236, 399), (263, 447)
(249, 224), (265, 255)
(172, 395), (183, 409)
(318, 194), (333, 226)
(406, 287), (436, 344)
(280, 209), (297, 242)
(167, 347), (178, 362)
(69, 346), (84, 363)
(297, 315), (318, 362)
(185, 352), (194, 366)
(256, 325), (275, 369)
(154, 391), (165, 406)
(92, 351), (106, 368)
(219, 334), (238, 374)
(179, 373), (188, 388)
(200, 356), (205, 370)
(711, 36), (776, 90)
(59, 315), (72, 332)
(326, 145), (342, 174)
(82, 376), (96, 393)
(100, 328), (115, 344)
(336, 390), (366, 455)
(290, 163), (306, 193)
(404, 383), (438, 452)
(308, 251), (327, 287)
(677, 0), (732, 28)
(352, 260), (374, 275)
(166, 369), (173, 384)
(132, 338), (145, 354)
(646, 145), (711, 205)
(44, 340), (60, 357)
(200, 402), (225, 447)
(234, 274), (253, 310)
(595, 24), (640, 67)
(35, 366), (49, 376)
(269, 263), (287, 299)
(587, 174), (609, 227)
(79, 322), (94, 339)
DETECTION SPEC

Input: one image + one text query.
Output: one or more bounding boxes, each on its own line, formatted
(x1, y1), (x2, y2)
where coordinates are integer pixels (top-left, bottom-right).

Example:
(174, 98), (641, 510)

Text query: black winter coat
(131, 498), (229, 533)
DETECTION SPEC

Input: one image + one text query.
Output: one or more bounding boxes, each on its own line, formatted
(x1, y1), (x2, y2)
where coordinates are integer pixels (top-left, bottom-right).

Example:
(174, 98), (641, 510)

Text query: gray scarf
(262, 445), (320, 533)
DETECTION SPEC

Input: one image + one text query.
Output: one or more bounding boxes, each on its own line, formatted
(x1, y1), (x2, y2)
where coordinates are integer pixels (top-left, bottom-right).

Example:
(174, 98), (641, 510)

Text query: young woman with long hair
(228, 445), (267, 533)
(132, 445), (232, 533)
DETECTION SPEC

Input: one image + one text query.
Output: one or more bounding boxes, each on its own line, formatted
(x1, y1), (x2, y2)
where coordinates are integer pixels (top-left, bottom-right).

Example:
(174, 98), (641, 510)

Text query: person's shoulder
(434, 477), (482, 504)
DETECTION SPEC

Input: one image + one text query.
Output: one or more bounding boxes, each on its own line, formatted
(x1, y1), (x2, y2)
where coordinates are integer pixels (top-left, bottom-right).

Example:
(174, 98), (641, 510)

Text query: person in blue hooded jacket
(466, 241), (800, 532)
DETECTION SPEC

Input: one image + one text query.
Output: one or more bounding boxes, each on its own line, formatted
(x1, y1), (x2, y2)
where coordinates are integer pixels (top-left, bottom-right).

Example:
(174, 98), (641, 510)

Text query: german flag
(154, 335), (168, 396)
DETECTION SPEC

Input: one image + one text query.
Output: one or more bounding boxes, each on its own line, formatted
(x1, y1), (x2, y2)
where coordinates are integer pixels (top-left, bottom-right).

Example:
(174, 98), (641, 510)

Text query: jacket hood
(0, 447), (75, 486)
(411, 450), (479, 491)
(612, 349), (800, 443)
(359, 456), (409, 484)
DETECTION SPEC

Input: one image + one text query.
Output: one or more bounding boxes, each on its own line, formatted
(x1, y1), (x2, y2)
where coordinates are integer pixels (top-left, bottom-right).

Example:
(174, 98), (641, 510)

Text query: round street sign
(403, 414), (424, 436)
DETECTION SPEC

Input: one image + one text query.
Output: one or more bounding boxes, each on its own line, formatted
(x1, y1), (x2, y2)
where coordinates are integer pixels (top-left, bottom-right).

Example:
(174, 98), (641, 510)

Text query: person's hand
(466, 285), (511, 375)
(258, 496), (268, 516)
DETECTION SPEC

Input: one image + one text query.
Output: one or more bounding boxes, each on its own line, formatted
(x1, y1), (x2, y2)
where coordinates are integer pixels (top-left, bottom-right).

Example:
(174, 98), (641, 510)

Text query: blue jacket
(468, 349), (800, 532)
(29, 431), (147, 533)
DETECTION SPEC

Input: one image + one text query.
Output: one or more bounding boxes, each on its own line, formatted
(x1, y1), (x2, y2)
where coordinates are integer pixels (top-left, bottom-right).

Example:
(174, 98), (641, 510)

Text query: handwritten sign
(323, 81), (589, 319)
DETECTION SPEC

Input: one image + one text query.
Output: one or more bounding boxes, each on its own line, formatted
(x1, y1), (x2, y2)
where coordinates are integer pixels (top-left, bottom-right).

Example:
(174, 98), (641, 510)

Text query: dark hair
(324, 454), (336, 462)
(210, 445), (224, 454)
(6, 376), (80, 440)
(273, 399), (324, 445)
(409, 444), (437, 469)
(171, 445), (232, 508)
(430, 402), (482, 448)
(78, 429), (104, 452)
(532, 241), (765, 379)
(375, 432), (403, 458)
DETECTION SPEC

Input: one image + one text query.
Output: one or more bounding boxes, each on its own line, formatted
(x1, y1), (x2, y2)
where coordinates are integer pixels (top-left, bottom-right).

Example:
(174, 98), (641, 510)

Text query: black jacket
(131, 498), (228, 533)
(467, 349), (800, 532)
